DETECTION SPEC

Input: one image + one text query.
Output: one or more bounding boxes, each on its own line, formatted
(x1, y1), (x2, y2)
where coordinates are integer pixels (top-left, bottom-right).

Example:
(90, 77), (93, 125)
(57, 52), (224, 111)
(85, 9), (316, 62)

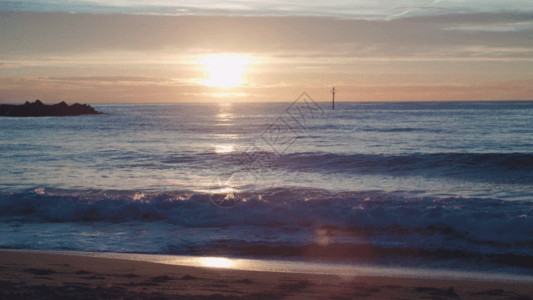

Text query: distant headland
(0, 100), (102, 117)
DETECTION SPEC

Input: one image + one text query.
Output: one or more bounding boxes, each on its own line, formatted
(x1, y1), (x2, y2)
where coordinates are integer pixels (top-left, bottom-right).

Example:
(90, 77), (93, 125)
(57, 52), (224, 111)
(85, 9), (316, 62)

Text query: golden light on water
(200, 54), (251, 88)
(199, 257), (234, 268)
(210, 186), (236, 194)
(214, 103), (236, 153)
(215, 144), (234, 154)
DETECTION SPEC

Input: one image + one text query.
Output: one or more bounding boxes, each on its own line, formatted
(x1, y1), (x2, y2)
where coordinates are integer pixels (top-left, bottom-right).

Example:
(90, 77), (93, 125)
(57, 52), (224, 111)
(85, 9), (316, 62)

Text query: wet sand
(0, 250), (532, 299)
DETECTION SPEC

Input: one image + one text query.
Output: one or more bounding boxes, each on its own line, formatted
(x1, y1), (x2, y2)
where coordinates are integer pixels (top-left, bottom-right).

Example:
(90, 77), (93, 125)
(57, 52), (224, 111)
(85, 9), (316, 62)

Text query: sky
(0, 0), (532, 103)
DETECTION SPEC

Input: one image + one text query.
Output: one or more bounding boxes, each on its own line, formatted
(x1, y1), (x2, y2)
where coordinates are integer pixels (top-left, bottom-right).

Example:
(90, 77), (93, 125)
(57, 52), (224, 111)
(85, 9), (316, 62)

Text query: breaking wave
(1, 187), (532, 260)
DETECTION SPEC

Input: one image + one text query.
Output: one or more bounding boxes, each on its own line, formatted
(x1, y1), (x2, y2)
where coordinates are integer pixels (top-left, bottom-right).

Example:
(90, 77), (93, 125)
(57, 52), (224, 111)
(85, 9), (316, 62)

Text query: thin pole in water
(332, 86), (335, 110)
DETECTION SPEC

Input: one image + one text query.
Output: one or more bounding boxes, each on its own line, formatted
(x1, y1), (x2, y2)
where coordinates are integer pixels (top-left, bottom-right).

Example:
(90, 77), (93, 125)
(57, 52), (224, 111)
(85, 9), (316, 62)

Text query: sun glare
(215, 144), (234, 154)
(200, 54), (251, 88)
(200, 257), (234, 268)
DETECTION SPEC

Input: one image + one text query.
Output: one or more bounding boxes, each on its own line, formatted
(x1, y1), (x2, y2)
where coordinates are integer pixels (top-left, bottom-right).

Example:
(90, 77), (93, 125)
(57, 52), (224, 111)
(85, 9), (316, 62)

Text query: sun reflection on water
(213, 103), (236, 153)
(215, 102), (234, 126)
(215, 144), (234, 153)
(217, 112), (232, 120)
(199, 257), (234, 268)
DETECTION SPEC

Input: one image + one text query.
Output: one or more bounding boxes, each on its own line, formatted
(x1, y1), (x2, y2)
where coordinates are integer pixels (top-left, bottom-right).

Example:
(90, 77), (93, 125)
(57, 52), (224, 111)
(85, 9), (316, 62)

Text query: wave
(359, 126), (445, 133)
(187, 151), (533, 182)
(1, 187), (532, 259)
(90, 151), (533, 185)
(271, 152), (533, 183)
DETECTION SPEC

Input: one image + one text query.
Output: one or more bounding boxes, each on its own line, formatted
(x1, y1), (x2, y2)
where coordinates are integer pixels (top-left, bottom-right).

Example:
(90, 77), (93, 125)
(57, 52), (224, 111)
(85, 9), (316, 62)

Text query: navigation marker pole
(332, 86), (336, 110)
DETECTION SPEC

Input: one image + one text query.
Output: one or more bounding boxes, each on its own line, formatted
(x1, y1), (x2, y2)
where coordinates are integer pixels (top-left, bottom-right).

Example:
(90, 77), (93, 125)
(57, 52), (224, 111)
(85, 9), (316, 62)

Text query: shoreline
(1, 250), (533, 299)
(4, 249), (533, 283)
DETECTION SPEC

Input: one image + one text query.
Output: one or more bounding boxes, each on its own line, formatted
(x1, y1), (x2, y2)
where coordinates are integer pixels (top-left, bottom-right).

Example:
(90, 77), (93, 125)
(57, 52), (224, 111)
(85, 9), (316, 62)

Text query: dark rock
(0, 100), (102, 117)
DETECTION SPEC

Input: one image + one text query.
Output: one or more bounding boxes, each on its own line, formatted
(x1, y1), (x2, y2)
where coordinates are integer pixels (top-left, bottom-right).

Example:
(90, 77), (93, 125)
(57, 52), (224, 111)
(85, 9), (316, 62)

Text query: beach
(3, 0), (533, 297)
(1, 250), (532, 299)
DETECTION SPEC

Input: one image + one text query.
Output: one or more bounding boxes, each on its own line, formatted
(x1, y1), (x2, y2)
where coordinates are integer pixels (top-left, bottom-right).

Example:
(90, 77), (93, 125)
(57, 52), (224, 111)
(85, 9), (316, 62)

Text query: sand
(0, 250), (532, 299)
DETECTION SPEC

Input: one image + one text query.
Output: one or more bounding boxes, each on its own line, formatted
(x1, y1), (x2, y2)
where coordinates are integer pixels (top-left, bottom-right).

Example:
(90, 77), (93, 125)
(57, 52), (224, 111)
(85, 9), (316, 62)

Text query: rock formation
(0, 100), (102, 117)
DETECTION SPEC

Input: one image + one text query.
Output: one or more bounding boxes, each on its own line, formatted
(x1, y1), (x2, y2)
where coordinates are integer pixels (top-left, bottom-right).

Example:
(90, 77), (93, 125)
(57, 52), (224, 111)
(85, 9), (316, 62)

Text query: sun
(200, 54), (251, 88)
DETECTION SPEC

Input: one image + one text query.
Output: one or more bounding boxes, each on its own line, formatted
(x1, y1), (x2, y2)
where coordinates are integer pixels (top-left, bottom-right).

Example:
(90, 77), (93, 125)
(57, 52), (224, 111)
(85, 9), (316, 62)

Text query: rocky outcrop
(0, 100), (102, 117)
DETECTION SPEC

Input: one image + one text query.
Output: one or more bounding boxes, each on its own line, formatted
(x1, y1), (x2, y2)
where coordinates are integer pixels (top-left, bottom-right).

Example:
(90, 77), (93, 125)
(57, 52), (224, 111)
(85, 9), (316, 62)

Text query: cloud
(1, 11), (532, 102)
(48, 76), (176, 84)
(334, 79), (533, 101)
(1, 76), (532, 103)
(445, 22), (533, 32)
(1, 11), (532, 60)
(2, 0), (533, 19)
(0, 76), (204, 103)
(0, 62), (21, 68)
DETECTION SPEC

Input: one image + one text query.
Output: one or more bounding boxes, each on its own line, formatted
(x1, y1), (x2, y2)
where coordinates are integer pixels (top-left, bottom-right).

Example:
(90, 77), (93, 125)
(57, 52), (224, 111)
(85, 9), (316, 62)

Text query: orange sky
(1, 7), (532, 103)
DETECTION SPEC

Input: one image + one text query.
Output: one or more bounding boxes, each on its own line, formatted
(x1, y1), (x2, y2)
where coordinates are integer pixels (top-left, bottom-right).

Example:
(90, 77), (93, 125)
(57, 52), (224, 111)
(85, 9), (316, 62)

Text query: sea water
(1, 100), (533, 275)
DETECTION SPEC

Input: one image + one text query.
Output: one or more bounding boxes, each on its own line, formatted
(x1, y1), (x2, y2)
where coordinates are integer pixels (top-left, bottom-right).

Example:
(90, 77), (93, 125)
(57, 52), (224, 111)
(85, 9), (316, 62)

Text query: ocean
(1, 99), (533, 275)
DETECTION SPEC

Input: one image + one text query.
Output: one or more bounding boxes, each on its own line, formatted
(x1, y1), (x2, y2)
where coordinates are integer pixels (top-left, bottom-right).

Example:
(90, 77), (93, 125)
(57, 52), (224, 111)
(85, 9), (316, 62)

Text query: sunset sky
(0, 1), (532, 103)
